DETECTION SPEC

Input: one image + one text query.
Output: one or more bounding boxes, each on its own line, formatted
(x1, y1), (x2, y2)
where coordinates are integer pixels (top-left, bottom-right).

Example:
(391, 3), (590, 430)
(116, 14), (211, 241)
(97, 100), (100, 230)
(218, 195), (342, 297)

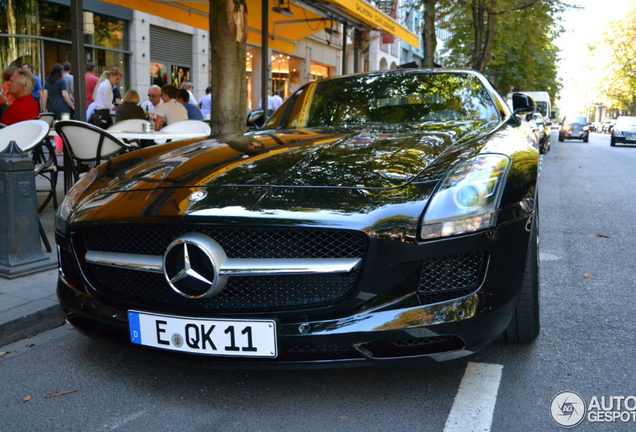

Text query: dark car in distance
(56, 70), (540, 367)
(559, 115), (589, 142)
(610, 116), (636, 146)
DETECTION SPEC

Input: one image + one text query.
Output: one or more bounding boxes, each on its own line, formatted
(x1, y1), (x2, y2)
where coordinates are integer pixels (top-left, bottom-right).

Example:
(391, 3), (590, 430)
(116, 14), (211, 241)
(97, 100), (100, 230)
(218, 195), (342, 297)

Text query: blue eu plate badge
(129, 312), (142, 344)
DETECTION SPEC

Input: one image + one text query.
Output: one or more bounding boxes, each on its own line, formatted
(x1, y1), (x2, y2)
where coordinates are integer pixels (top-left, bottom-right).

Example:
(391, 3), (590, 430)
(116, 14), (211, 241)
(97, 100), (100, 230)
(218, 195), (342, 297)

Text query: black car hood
(100, 121), (494, 193)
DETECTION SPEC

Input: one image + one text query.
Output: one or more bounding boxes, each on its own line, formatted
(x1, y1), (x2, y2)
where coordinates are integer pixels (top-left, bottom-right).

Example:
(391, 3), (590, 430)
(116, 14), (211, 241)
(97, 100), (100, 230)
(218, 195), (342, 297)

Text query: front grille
(72, 226), (367, 312)
(283, 342), (352, 352)
(78, 226), (366, 259)
(87, 266), (359, 312)
(389, 335), (456, 347)
(417, 251), (487, 304)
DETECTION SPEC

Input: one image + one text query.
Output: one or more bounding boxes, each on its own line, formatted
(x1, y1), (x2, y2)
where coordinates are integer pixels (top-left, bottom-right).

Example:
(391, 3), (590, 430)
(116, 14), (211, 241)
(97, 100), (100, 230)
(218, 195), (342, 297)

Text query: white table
(49, 129), (208, 142)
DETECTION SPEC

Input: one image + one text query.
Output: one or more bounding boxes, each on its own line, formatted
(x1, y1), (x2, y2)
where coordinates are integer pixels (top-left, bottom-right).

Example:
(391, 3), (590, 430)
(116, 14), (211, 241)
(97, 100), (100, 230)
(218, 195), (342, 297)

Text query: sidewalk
(0, 157), (65, 347)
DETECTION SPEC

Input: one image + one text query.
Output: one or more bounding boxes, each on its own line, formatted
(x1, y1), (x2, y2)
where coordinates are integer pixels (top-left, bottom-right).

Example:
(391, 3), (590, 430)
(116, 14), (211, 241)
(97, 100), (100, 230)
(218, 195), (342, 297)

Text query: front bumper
(56, 217), (531, 368)
(562, 130), (588, 139)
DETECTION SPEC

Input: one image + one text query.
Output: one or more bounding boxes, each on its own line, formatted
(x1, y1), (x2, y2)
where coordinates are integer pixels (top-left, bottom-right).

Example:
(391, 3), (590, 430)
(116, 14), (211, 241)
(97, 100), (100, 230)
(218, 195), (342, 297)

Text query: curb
(0, 298), (65, 347)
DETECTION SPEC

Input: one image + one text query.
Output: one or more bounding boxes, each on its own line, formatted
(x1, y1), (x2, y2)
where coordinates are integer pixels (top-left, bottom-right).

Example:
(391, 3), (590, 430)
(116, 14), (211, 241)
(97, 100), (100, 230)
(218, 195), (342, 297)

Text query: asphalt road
(1, 130), (635, 431)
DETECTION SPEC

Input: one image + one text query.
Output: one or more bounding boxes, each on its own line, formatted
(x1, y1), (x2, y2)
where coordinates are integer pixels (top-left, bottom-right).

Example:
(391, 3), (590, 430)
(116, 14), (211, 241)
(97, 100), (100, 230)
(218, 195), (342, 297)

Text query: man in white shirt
(199, 86), (212, 119)
(141, 85), (162, 119)
(154, 84), (188, 130)
(270, 90), (283, 112)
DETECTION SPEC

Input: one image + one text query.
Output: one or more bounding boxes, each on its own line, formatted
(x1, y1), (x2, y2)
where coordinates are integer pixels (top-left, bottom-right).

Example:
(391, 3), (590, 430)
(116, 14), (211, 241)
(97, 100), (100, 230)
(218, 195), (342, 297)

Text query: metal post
(261, 0), (269, 125)
(341, 22), (348, 75)
(0, 142), (56, 279)
(353, 29), (359, 73)
(70, 0), (86, 121)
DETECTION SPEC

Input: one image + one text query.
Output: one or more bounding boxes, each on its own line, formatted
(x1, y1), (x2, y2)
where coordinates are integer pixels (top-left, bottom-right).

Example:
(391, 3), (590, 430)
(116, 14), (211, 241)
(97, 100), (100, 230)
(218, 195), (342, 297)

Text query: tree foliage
(595, 1), (636, 114)
(426, 0), (564, 103)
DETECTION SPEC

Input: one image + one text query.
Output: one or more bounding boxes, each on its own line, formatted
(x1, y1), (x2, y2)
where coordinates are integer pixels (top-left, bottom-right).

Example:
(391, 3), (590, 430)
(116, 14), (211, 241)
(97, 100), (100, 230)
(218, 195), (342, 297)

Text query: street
(1, 130), (635, 432)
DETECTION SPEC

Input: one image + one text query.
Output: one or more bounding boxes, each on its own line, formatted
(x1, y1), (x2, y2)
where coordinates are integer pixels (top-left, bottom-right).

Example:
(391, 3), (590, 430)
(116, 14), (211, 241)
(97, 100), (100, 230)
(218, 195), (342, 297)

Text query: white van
(506, 91), (552, 119)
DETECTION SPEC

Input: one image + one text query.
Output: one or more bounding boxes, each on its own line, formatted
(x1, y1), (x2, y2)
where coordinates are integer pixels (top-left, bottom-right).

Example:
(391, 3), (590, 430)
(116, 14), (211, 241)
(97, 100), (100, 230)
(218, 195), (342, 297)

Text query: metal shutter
(149, 25), (193, 65)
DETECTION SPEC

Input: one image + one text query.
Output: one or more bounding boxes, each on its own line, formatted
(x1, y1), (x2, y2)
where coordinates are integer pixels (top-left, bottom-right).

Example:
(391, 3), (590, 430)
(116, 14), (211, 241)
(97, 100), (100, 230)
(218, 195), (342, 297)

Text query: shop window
(310, 63), (329, 82)
(93, 14), (125, 50)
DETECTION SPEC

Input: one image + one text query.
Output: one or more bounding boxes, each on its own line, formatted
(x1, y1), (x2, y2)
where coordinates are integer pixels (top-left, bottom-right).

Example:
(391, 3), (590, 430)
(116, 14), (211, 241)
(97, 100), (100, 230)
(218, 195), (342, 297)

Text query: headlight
(583, 126), (589, 131)
(55, 168), (98, 233)
(613, 129), (623, 136)
(420, 154), (511, 240)
(563, 125), (572, 131)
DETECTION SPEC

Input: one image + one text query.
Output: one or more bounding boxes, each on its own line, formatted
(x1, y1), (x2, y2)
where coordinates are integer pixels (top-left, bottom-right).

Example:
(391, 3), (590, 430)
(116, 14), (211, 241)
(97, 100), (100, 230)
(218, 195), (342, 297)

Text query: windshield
(535, 101), (548, 117)
(616, 117), (636, 128)
(566, 116), (587, 125)
(282, 72), (499, 128)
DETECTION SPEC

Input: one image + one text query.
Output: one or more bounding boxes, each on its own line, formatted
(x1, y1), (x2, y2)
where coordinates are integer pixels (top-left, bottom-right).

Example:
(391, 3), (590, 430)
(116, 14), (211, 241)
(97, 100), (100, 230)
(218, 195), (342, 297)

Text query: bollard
(0, 141), (56, 278)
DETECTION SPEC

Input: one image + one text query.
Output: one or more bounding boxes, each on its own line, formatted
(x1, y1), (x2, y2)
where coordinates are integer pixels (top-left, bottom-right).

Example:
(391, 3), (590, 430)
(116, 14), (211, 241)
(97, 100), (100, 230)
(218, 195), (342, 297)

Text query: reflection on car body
(56, 69), (540, 367)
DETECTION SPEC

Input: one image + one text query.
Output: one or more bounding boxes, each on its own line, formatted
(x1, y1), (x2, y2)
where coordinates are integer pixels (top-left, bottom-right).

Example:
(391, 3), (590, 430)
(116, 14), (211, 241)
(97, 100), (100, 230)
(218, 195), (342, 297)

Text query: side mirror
(512, 93), (537, 115)
(546, 121), (552, 126)
(550, 110), (556, 119)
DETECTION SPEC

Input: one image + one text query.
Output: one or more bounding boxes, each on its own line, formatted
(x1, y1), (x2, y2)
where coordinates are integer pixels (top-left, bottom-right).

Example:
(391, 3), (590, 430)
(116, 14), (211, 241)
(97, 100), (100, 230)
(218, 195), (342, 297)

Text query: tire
(505, 196), (540, 343)
(558, 134), (564, 142)
(583, 137), (588, 143)
(611, 137), (616, 147)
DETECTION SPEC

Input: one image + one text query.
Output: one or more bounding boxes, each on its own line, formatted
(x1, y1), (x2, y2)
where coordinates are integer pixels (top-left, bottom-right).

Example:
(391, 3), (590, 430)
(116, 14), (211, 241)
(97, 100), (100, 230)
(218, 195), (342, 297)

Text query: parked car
(610, 116), (636, 146)
(56, 69), (540, 367)
(601, 120), (615, 134)
(559, 115), (589, 142)
(529, 112), (551, 154)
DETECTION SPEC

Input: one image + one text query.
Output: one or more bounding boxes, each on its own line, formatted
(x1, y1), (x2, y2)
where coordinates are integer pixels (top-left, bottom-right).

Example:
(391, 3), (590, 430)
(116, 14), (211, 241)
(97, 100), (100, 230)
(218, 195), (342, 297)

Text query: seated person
(177, 89), (203, 120)
(154, 84), (188, 130)
(0, 69), (39, 125)
(115, 90), (146, 122)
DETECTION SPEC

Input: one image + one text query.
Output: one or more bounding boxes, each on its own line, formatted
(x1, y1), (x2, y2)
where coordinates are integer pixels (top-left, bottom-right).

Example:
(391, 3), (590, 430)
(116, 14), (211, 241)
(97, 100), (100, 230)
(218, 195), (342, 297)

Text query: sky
(556, 0), (630, 115)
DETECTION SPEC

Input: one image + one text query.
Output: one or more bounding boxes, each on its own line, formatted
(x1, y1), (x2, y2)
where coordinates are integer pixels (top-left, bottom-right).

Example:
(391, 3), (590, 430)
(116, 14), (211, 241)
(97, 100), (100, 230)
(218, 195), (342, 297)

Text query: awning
(98, 0), (419, 51)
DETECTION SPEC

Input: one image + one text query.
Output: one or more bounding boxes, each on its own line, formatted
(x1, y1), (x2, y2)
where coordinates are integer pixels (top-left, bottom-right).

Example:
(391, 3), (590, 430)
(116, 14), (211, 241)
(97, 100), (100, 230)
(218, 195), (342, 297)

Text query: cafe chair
(162, 120), (211, 137)
(55, 120), (131, 193)
(37, 113), (55, 128)
(0, 120), (55, 250)
(107, 119), (148, 132)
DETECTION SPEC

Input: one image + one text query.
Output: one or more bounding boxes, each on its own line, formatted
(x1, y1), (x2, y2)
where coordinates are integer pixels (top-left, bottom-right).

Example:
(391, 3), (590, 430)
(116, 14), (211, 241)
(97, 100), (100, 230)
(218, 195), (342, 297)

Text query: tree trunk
(471, 0), (484, 70)
(422, 0), (438, 67)
(476, 0), (497, 73)
(209, 0), (248, 135)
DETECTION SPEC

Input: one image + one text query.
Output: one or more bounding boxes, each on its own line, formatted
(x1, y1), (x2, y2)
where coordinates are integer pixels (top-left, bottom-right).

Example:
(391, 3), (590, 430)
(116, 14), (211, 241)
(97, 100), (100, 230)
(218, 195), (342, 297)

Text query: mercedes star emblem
(162, 233), (228, 299)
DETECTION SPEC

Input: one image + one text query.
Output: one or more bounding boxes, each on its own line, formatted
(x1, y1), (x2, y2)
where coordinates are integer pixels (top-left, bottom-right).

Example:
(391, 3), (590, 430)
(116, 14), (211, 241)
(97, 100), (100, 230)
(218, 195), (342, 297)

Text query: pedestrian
(0, 69), (39, 125)
(85, 63), (99, 107)
(177, 89), (203, 120)
(271, 90), (283, 112)
(21, 63), (43, 112)
(199, 86), (211, 119)
(92, 67), (122, 128)
(62, 61), (75, 117)
(115, 89), (146, 122)
(42, 63), (74, 120)
(154, 84), (187, 130)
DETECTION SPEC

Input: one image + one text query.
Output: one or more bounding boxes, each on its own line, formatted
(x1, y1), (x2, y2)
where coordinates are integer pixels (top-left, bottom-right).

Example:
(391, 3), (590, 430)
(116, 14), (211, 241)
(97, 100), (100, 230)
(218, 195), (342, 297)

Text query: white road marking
(108, 410), (148, 430)
(443, 362), (504, 432)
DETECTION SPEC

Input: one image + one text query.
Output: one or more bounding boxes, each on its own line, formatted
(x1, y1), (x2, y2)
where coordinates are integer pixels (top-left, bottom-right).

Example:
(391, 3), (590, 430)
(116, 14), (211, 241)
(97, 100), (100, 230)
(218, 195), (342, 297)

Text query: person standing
(1, 67), (19, 108)
(62, 62), (75, 117)
(177, 89), (203, 120)
(85, 63), (99, 107)
(92, 67), (122, 128)
(199, 86), (212, 119)
(42, 63), (74, 120)
(154, 84), (187, 130)
(179, 82), (197, 106)
(21, 63), (42, 112)
(0, 69), (39, 125)
(270, 90), (283, 112)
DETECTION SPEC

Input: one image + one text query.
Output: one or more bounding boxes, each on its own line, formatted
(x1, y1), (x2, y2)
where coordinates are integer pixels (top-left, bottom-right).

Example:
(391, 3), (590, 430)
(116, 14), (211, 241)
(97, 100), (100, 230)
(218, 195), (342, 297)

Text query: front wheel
(583, 137), (589, 143)
(505, 196), (540, 343)
(611, 137), (616, 146)
(558, 134), (564, 142)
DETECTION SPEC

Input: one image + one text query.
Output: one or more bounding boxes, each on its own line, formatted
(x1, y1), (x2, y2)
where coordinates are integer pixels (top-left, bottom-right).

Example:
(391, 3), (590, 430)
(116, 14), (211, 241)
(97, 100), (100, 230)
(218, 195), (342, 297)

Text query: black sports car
(56, 70), (540, 367)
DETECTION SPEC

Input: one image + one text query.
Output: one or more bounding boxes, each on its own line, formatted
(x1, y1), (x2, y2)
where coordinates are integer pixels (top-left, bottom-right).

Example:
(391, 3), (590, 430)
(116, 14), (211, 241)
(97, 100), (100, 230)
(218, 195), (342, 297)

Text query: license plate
(128, 311), (277, 358)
